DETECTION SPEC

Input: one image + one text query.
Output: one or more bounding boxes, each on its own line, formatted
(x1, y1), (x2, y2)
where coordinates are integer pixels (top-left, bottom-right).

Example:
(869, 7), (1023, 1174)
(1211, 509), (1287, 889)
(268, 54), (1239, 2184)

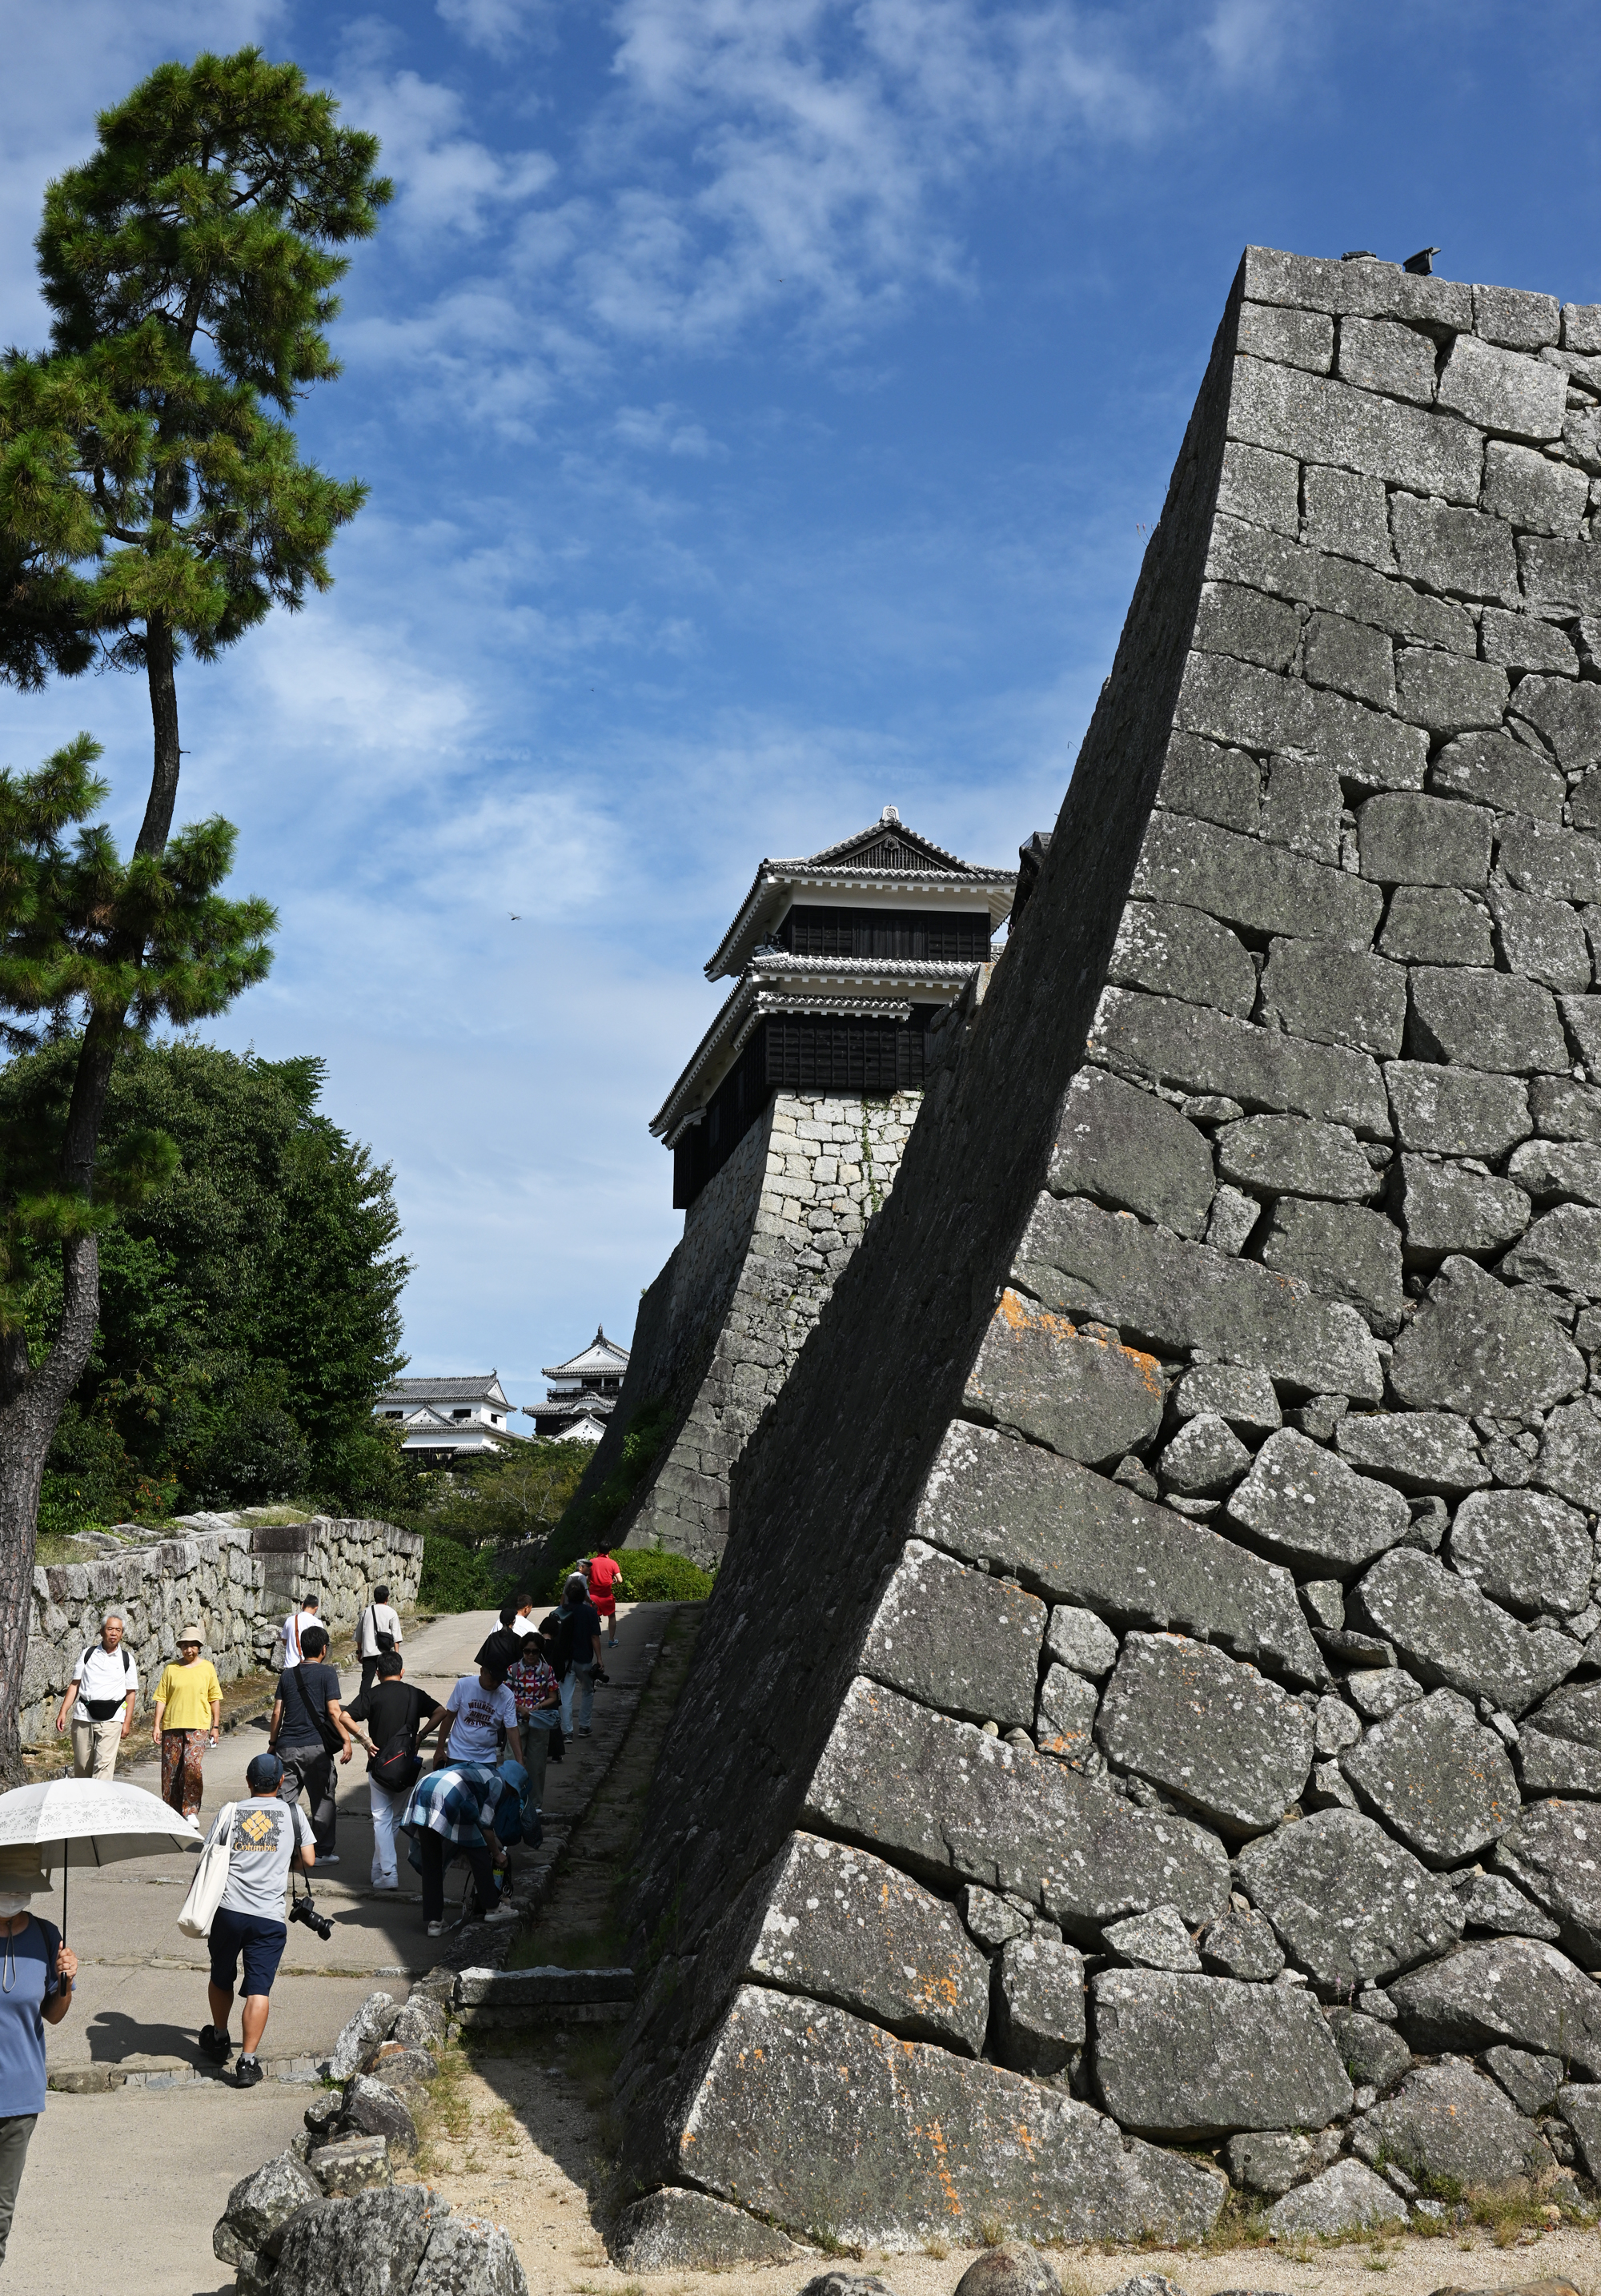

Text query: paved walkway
(5, 1600), (664, 2294)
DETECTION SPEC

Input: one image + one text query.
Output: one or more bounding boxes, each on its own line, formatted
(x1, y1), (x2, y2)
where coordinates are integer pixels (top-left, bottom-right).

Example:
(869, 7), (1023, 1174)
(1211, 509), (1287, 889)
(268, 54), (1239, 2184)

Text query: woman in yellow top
(152, 1626), (223, 1821)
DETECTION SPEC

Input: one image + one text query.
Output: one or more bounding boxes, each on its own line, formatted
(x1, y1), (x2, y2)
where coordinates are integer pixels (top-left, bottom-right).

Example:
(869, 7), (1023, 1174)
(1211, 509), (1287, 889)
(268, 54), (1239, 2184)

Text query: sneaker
(426, 1919), (444, 1937)
(484, 1901), (520, 1924)
(315, 1853), (339, 1867)
(578, 1726), (592, 1736)
(371, 1878), (399, 1892)
(235, 2056), (264, 2089)
(199, 2024), (233, 2064)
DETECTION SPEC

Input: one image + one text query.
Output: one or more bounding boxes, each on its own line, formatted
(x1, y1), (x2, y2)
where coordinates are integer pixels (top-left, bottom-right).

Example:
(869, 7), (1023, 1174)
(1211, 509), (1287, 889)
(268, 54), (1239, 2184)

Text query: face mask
(0, 1894), (35, 1918)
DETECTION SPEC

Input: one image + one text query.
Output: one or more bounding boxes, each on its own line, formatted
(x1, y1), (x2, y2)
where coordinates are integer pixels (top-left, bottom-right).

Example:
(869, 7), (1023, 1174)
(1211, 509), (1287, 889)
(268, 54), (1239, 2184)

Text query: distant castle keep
(574, 809), (1015, 1566)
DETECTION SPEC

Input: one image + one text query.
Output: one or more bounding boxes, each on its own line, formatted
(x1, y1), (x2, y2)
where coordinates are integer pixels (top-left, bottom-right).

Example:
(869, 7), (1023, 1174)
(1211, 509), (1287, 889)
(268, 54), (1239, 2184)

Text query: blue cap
(246, 1752), (284, 1793)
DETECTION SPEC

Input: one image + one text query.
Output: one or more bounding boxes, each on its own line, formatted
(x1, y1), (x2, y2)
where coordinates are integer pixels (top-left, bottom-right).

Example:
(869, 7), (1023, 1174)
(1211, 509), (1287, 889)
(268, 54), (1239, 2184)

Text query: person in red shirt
(587, 1544), (621, 1649)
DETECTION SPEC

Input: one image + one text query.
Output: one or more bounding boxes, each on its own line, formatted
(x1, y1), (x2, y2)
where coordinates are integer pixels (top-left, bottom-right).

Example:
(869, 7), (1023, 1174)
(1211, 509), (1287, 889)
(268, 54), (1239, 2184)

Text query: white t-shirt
(70, 1642), (138, 1724)
(357, 1603), (401, 1657)
(510, 1614), (536, 1639)
(279, 1610), (320, 1670)
(443, 1676), (517, 1763)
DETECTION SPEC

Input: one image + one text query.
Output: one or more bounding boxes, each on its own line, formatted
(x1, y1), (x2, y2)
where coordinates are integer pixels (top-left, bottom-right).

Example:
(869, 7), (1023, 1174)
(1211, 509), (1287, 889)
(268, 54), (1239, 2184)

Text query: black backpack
(79, 1644), (133, 1722)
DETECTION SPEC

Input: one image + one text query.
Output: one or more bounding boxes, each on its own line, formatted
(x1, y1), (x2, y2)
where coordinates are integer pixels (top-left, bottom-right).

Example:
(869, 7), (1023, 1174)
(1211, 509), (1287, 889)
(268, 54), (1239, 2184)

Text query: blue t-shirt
(0, 1916), (62, 2117)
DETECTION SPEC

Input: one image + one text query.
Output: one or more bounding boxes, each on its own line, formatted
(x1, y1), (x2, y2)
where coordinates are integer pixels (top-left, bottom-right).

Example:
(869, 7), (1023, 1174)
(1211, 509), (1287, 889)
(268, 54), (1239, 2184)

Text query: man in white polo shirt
(53, 1615), (138, 1780)
(279, 1591), (320, 1673)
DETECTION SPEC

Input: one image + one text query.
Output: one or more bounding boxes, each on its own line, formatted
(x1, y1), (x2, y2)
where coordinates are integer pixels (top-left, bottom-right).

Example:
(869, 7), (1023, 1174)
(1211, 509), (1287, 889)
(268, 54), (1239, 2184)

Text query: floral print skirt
(161, 1728), (207, 1820)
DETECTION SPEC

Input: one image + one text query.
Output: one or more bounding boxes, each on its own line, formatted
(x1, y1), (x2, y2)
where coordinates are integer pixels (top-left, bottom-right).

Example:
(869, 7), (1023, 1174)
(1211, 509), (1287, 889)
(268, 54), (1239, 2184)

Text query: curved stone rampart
(614, 247), (1601, 2246)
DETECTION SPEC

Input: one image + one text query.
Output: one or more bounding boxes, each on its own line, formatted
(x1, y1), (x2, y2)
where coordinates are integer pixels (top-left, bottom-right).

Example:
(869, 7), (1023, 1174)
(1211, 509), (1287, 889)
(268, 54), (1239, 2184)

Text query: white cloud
(436, 0), (556, 57)
(336, 30), (556, 240)
(613, 401), (719, 455)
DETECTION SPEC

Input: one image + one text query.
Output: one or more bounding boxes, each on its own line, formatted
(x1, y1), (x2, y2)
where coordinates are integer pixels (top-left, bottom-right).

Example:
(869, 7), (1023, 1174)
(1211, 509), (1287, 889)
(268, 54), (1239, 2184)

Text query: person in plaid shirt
(505, 1637), (560, 1810)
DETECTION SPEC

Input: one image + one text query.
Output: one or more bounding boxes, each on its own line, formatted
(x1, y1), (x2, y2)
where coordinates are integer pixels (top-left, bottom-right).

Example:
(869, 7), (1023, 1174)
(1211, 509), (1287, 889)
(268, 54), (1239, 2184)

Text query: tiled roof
(541, 1327), (631, 1381)
(379, 1373), (508, 1405)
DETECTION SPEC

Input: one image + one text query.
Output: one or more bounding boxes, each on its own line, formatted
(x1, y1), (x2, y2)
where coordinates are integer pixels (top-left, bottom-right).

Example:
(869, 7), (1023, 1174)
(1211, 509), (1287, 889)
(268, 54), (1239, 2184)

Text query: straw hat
(177, 1624), (204, 1646)
(0, 1848), (51, 1897)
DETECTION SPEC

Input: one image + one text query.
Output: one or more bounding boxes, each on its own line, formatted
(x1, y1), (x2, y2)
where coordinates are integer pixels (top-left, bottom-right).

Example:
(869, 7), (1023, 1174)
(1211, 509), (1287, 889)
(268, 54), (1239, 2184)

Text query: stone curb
(50, 2053), (329, 2091)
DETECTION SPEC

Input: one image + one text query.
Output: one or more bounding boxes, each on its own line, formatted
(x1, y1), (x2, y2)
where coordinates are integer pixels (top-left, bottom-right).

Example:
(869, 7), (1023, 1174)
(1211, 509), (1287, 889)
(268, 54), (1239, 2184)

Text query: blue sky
(4, 0), (1601, 1418)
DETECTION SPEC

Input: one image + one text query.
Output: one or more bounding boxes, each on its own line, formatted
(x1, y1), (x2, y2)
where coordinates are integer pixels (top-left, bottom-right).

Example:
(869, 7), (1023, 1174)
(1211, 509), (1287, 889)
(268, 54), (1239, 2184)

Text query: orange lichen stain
(991, 1289), (1162, 1398)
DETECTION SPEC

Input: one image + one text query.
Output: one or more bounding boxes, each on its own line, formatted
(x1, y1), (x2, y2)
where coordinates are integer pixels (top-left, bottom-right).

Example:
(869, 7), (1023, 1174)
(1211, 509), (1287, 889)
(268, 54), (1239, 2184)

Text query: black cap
(247, 1752), (284, 1793)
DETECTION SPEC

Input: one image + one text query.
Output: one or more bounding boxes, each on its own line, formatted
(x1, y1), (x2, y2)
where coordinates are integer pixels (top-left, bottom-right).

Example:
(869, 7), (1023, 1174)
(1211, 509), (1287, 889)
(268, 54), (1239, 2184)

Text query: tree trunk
(138, 616), (182, 855)
(0, 1233), (102, 1780)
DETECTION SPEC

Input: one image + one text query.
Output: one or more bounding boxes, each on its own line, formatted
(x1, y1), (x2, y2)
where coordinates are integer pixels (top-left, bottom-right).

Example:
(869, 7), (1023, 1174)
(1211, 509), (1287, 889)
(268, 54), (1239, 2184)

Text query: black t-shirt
(276, 1660), (341, 1748)
(347, 1679), (431, 1768)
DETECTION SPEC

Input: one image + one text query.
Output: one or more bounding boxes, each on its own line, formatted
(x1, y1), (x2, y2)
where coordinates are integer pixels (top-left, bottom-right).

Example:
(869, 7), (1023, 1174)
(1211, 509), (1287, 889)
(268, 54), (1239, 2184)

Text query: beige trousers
(71, 1716), (122, 1779)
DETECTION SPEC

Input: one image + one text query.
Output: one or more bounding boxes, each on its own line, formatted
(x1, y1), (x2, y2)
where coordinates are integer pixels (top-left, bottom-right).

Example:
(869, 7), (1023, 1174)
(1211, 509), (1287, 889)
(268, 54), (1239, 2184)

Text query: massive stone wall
(21, 1512), (423, 1744)
(571, 1082), (925, 1567)
(613, 247), (1601, 2251)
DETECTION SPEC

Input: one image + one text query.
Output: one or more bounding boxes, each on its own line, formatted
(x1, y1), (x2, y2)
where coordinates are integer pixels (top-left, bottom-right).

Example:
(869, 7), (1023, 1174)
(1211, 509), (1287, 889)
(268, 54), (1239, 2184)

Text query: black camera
(289, 1893), (333, 1941)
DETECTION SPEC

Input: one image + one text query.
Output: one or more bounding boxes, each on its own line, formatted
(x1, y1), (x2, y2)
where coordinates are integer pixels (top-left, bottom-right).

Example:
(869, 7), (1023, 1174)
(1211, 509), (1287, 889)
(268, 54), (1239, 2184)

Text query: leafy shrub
(547, 1547), (713, 1604)
(418, 1531), (504, 1613)
(541, 1394), (676, 1574)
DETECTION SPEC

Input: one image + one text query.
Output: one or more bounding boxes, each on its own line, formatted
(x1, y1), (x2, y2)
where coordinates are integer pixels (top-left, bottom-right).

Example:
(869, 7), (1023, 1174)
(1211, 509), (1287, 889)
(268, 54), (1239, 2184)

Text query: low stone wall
(21, 1513), (423, 1744)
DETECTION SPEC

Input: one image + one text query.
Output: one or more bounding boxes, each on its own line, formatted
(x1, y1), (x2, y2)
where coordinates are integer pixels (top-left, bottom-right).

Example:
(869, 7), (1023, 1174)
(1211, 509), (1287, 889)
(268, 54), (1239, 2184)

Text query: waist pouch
(82, 1697), (123, 1722)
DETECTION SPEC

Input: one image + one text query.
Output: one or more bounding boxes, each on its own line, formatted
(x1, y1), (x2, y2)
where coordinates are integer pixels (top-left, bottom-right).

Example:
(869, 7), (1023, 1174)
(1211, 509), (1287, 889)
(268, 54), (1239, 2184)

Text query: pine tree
(0, 50), (390, 1774)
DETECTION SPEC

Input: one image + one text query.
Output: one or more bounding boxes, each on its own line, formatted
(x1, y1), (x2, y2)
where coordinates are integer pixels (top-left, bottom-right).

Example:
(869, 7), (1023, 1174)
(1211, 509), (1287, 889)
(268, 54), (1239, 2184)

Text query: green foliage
(0, 48), (390, 687)
(418, 1531), (505, 1614)
(541, 1395), (676, 1576)
(2, 1035), (408, 1517)
(397, 1441), (591, 1554)
(547, 1547), (712, 1604)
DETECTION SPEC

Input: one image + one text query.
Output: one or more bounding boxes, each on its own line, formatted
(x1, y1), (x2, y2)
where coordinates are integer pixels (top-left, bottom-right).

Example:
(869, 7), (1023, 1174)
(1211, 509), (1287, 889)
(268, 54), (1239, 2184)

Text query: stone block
(917, 1422), (1324, 1688)
(1314, 1694), (1362, 1756)
(653, 1987), (1226, 2245)
(1498, 1800), (1601, 1961)
(1454, 1870), (1559, 1939)
(1133, 813), (1385, 949)
(951, 2247), (1064, 2296)
(1301, 465), (1394, 570)
(327, 1993), (398, 2081)
(339, 2075), (419, 2153)
(218, 2149), (323, 2251)
(742, 1832), (991, 2053)
(1208, 1181), (1266, 1254)
(1174, 1361), (1281, 1431)
(1520, 1729), (1601, 1797)
(1520, 532), (1601, 619)
(1210, 512), (1475, 654)
(1266, 2160), (1406, 2235)
(1450, 1487), (1593, 1620)
(1338, 315), (1434, 403)
(1045, 1604), (1119, 1680)
(1259, 755), (1343, 862)
(1226, 1427), (1410, 1578)
(1350, 2061), (1549, 2186)
(1564, 303), (1601, 352)
(1258, 943), (1407, 1059)
(1326, 2006), (1411, 2090)
(1226, 2128), (1333, 2198)
(1483, 438), (1589, 532)
(1156, 1413), (1250, 1498)
(1175, 651), (1427, 797)
(1485, 2044), (1563, 2118)
(1501, 820), (1601, 905)
(1391, 1253), (1583, 1416)
(1394, 648), (1509, 736)
(1101, 1905), (1199, 1971)
(1389, 1935), (1601, 2076)
(1240, 299), (1334, 373)
(995, 1933), (1086, 2073)
(1475, 282), (1560, 350)
(1353, 1548), (1578, 1716)
(1385, 1064), (1531, 1158)
(964, 1290), (1165, 1473)
(803, 1678), (1230, 1937)
(1523, 1676), (1601, 1764)
(1230, 355), (1483, 502)
(1570, 773), (1601, 835)
(1218, 440), (1300, 536)
(854, 1533), (1042, 1726)
(1534, 1397), (1601, 1513)
(1198, 1904), (1283, 1979)
(1095, 1632), (1314, 1835)
(1532, 1073), (1601, 1139)
(1242, 247), (1471, 329)
(1302, 611), (1396, 711)
(1513, 674), (1601, 770)
(1259, 1198), (1403, 1332)
(608, 2188), (803, 2272)
(1563, 989), (1601, 1070)
(1503, 1203), (1601, 1295)
(1390, 492), (1521, 603)
(1157, 733), (1261, 833)
(1380, 884), (1497, 966)
(1014, 1192), (1384, 1402)
(1437, 331), (1565, 440)
(308, 2137), (391, 2198)
(1089, 989), (1388, 1134)
(1037, 1662), (1099, 1765)
(1334, 1409), (1490, 1496)
(1340, 1688), (1519, 1865)
(1358, 793), (1492, 889)
(1492, 892), (1591, 993)
(1236, 1806), (1465, 1991)
(1398, 1156), (1531, 1257)
(1511, 1137), (1601, 1203)
(961, 1886), (1029, 1950)
(1194, 580), (1301, 672)
(1480, 607), (1579, 673)
(1557, 2085), (1601, 2184)
(1107, 899), (1257, 1018)
(1090, 1968), (1352, 2138)
(1047, 1063), (1216, 1238)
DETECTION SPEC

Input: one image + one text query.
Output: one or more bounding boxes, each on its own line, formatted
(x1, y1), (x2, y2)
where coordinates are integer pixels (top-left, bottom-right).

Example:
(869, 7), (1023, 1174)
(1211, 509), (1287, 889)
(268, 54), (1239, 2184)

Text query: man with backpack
(266, 1624), (356, 1863)
(53, 1614), (138, 1779)
(355, 1584), (403, 1696)
(346, 1652), (433, 1889)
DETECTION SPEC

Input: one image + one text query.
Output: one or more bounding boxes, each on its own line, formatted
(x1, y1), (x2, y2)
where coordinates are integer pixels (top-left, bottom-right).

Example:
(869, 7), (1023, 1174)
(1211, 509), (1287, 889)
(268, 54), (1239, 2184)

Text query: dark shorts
(209, 1909), (287, 1998)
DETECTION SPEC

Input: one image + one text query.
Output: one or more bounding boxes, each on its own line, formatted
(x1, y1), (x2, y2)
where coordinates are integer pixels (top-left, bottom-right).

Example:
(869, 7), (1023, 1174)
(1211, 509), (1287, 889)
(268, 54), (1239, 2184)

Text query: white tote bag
(177, 1803), (235, 1939)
